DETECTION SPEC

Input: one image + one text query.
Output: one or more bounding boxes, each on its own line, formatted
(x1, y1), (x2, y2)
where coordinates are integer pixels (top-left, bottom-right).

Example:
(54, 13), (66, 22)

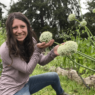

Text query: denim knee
(51, 72), (59, 81)
(51, 72), (58, 77)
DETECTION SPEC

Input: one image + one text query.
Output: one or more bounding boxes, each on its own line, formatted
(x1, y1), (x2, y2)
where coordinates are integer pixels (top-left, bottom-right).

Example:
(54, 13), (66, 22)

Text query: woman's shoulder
(0, 42), (8, 49)
(0, 42), (8, 55)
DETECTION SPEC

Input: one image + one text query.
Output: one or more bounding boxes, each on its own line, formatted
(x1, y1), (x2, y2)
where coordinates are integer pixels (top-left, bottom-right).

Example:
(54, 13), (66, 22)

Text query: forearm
(25, 46), (42, 74)
(38, 49), (57, 65)
(1, 44), (43, 74)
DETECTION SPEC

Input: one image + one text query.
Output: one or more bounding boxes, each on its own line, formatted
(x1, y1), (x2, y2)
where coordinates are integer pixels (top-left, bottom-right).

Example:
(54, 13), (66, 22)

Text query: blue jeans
(14, 72), (64, 95)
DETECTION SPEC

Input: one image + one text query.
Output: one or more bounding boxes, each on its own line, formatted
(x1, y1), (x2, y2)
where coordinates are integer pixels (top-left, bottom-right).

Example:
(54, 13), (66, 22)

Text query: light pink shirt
(0, 41), (56, 95)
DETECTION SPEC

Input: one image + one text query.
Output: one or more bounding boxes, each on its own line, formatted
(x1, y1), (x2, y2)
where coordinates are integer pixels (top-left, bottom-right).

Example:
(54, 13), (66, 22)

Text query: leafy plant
(0, 30), (6, 75)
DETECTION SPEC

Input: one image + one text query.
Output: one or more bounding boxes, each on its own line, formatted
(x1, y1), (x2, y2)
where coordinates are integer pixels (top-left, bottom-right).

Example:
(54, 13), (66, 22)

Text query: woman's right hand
(37, 39), (54, 49)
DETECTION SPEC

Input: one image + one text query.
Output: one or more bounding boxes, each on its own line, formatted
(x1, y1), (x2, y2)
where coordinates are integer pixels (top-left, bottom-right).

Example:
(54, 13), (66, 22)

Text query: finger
(51, 40), (54, 45)
(37, 42), (49, 48)
(49, 40), (54, 46)
(41, 42), (46, 46)
(37, 40), (54, 48)
(37, 43), (45, 48)
(45, 39), (54, 46)
(37, 44), (46, 48)
(45, 42), (51, 46)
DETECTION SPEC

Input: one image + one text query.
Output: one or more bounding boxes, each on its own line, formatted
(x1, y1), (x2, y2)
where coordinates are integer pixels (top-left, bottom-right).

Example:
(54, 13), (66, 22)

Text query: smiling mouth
(16, 35), (24, 38)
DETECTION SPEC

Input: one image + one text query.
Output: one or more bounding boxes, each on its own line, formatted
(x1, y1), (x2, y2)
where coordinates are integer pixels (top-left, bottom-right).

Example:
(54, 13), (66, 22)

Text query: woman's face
(12, 19), (28, 44)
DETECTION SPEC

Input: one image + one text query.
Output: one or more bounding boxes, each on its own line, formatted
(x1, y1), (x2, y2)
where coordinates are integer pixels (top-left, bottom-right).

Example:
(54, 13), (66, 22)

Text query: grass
(30, 63), (95, 95)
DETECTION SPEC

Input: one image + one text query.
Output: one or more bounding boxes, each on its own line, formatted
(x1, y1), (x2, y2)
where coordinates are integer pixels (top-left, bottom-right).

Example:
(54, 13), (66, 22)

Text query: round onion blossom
(80, 20), (87, 27)
(92, 8), (95, 13)
(68, 14), (76, 21)
(57, 41), (78, 56)
(39, 31), (52, 43)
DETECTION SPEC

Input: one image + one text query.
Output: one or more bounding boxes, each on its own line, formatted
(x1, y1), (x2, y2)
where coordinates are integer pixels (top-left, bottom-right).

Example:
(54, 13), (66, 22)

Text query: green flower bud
(80, 20), (87, 27)
(92, 8), (95, 13)
(39, 31), (52, 43)
(57, 41), (78, 56)
(68, 14), (76, 21)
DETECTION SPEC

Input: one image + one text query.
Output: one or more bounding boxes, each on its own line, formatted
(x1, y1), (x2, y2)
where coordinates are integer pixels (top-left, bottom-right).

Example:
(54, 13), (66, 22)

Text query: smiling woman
(12, 19), (28, 44)
(0, 12), (69, 95)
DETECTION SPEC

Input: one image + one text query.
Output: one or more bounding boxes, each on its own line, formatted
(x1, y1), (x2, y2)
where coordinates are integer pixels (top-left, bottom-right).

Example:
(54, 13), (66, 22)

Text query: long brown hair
(6, 12), (38, 63)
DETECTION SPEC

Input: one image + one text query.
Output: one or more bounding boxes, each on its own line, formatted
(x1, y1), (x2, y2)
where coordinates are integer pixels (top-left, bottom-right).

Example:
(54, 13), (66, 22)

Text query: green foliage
(82, 0), (95, 36)
(0, 31), (6, 75)
(8, 0), (80, 40)
(0, 2), (6, 20)
(50, 36), (95, 78)
(0, 31), (6, 45)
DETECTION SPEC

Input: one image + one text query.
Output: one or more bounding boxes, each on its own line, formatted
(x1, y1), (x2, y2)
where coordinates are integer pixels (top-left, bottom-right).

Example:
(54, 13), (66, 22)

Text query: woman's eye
(12, 26), (17, 29)
(21, 25), (25, 28)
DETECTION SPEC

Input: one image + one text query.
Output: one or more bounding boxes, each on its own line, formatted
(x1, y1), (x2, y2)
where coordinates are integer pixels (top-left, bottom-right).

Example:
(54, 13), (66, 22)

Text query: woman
(0, 12), (69, 95)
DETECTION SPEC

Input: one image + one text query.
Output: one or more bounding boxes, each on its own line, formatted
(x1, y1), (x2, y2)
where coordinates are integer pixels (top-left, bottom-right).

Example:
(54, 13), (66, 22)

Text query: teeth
(17, 35), (23, 38)
(18, 35), (22, 36)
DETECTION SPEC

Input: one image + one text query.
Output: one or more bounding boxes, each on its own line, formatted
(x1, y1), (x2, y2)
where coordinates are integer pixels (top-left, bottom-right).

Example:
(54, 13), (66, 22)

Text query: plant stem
(77, 51), (95, 62)
(85, 27), (95, 46)
(67, 56), (95, 72)
(85, 26), (95, 41)
(54, 42), (60, 45)
(75, 19), (80, 23)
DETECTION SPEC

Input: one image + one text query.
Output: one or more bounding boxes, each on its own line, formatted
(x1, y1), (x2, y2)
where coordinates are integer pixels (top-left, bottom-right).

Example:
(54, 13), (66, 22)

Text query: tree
(83, 0), (95, 35)
(9, 0), (80, 41)
(0, 2), (6, 19)
(0, 2), (6, 32)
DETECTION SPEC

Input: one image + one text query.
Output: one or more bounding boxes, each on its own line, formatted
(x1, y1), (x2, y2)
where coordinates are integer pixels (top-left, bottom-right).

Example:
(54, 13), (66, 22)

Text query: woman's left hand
(37, 39), (54, 49)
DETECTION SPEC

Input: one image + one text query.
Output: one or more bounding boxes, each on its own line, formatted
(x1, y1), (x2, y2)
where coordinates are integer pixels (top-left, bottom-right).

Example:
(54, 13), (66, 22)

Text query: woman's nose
(17, 27), (22, 33)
